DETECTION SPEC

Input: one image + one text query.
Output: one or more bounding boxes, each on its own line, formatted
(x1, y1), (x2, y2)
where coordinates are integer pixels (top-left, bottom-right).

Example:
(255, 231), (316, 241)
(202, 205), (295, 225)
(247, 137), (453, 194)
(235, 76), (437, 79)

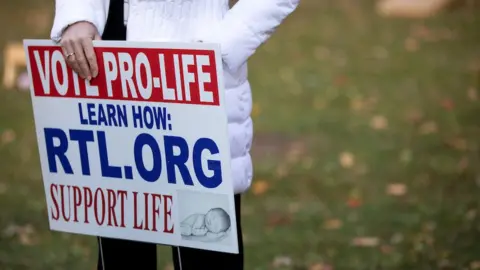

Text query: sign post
(24, 40), (238, 254)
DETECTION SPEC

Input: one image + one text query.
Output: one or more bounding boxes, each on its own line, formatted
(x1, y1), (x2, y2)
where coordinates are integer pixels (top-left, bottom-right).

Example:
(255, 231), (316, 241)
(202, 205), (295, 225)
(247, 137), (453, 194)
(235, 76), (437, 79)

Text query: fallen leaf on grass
(380, 245), (394, 254)
(445, 137), (468, 151)
(350, 98), (366, 112)
(419, 121), (438, 135)
(467, 87), (478, 101)
(465, 209), (476, 221)
(386, 183), (407, 196)
(288, 202), (300, 214)
(252, 180), (270, 195)
(352, 237), (380, 247)
(3, 224), (38, 246)
(405, 108), (424, 123)
(17, 224), (37, 246)
(285, 141), (307, 164)
(346, 198), (362, 208)
(404, 37), (419, 52)
(370, 115), (388, 130)
(164, 263), (174, 270)
(440, 98), (455, 111)
(309, 263), (334, 270)
(272, 256), (292, 268)
(470, 261), (480, 269)
(458, 158), (469, 171)
(333, 75), (349, 87)
(1, 129), (16, 144)
(267, 213), (293, 228)
(323, 219), (343, 230)
(252, 103), (261, 118)
(339, 152), (355, 168)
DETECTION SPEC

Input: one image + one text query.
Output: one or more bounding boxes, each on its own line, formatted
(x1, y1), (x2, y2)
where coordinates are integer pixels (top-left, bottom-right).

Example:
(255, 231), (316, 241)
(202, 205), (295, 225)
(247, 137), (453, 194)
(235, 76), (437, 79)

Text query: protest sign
(23, 40), (238, 254)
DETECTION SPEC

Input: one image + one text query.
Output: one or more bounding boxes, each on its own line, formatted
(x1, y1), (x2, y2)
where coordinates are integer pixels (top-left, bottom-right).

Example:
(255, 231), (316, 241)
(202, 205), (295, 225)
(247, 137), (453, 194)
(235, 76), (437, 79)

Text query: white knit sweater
(51, 0), (299, 194)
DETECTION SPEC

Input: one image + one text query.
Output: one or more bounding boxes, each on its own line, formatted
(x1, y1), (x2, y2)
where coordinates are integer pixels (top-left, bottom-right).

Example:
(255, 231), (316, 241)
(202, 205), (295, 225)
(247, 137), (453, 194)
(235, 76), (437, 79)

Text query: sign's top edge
(23, 39), (221, 52)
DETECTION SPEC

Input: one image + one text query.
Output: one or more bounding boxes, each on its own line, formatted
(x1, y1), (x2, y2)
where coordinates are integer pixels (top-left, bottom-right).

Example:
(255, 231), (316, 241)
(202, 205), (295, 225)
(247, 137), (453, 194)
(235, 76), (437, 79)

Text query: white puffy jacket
(51, 0), (299, 194)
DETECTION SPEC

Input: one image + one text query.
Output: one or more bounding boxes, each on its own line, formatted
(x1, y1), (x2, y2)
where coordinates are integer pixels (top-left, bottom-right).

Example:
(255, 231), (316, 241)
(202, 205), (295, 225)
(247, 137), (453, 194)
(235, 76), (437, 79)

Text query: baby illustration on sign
(180, 208), (231, 243)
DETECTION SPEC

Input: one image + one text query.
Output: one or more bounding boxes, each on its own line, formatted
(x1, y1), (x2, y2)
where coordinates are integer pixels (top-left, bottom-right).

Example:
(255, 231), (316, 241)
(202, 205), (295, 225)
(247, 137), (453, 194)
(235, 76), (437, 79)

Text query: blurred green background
(1, 0), (480, 269)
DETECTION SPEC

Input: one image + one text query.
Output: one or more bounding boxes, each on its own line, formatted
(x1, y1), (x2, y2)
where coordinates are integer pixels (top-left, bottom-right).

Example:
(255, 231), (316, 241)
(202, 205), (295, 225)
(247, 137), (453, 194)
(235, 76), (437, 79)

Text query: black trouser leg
(97, 237), (157, 270)
(172, 195), (244, 270)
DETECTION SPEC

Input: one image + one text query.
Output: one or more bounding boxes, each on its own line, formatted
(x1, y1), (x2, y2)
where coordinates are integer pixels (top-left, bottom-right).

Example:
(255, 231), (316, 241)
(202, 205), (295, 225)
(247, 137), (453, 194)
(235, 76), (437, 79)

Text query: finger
(73, 38), (92, 80)
(81, 38), (98, 78)
(61, 40), (81, 76)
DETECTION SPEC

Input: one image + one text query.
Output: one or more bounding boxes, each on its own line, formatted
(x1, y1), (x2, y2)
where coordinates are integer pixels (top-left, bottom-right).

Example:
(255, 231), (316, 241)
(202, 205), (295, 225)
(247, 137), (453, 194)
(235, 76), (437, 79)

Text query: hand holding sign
(59, 21), (100, 80)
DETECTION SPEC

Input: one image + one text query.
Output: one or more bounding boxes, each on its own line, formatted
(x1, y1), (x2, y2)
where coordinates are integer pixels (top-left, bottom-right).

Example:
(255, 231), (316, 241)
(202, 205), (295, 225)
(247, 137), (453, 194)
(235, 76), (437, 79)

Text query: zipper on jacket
(124, 0), (129, 26)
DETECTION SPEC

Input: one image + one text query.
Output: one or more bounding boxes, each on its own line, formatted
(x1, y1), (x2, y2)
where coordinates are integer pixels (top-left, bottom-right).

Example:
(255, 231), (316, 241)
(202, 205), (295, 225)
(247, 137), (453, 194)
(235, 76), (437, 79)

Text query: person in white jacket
(51, 0), (299, 269)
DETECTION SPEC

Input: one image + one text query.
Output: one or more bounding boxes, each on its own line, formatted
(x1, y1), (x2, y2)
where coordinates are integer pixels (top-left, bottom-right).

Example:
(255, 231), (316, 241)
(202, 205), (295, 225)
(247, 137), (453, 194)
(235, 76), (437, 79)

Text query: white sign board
(24, 39), (238, 254)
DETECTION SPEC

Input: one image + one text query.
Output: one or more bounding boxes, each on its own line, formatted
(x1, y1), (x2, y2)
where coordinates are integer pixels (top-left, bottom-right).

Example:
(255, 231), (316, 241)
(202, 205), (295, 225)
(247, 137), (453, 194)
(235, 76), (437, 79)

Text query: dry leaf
(465, 209), (476, 221)
(386, 183), (407, 196)
(267, 213), (292, 228)
(419, 121), (438, 134)
(446, 137), (468, 151)
(3, 42), (27, 89)
(380, 245), (394, 254)
(4, 224), (38, 246)
(324, 219), (343, 230)
(346, 198), (362, 208)
(405, 108), (424, 123)
(272, 256), (292, 268)
(309, 263), (334, 270)
(1, 129), (16, 144)
(440, 98), (455, 111)
(405, 37), (419, 52)
(352, 237), (380, 247)
(164, 263), (174, 270)
(370, 115), (388, 130)
(339, 152), (355, 168)
(467, 87), (478, 101)
(252, 180), (270, 195)
(252, 103), (261, 118)
(350, 98), (366, 111)
(18, 224), (37, 246)
(377, 0), (452, 18)
(285, 142), (306, 164)
(470, 261), (480, 269)
(288, 202), (300, 213)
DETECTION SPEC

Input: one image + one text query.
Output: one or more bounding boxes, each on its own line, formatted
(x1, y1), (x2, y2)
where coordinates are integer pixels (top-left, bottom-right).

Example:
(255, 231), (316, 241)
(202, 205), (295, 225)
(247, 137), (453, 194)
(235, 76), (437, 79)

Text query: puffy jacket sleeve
(50, 0), (110, 42)
(212, 0), (299, 71)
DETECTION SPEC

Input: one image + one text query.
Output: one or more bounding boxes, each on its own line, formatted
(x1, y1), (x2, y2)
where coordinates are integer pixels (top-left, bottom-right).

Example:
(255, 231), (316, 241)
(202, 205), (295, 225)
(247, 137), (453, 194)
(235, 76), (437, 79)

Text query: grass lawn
(1, 0), (480, 269)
